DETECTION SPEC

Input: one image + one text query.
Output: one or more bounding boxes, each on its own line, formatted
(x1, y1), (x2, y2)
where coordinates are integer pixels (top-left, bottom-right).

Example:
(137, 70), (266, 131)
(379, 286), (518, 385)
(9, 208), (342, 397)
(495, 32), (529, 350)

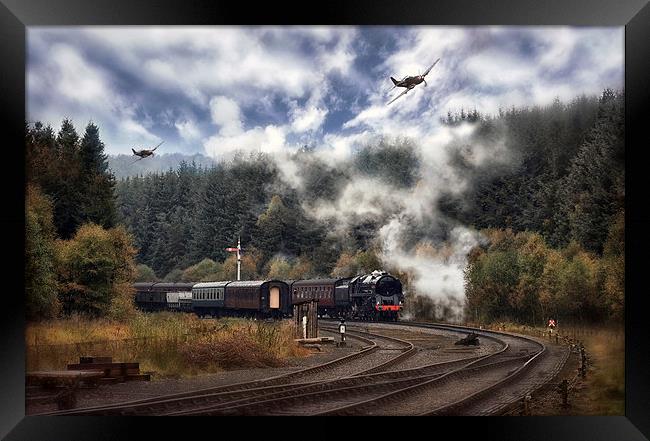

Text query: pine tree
(78, 122), (116, 229)
(52, 120), (83, 238)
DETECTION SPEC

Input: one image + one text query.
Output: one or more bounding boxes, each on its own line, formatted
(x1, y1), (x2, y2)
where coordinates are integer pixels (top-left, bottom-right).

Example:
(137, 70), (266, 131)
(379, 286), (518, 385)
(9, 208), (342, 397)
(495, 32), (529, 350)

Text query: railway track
(41, 326), (415, 416)
(163, 339), (500, 415)
(41, 321), (568, 416)
(316, 321), (565, 416)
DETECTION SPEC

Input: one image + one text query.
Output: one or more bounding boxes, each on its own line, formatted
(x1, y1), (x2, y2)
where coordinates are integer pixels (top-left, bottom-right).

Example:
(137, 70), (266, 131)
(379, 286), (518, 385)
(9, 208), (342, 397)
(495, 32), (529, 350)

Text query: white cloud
(175, 119), (201, 140)
(203, 124), (288, 156)
(290, 105), (328, 133)
(463, 49), (537, 88)
(48, 43), (113, 104)
(209, 96), (243, 135)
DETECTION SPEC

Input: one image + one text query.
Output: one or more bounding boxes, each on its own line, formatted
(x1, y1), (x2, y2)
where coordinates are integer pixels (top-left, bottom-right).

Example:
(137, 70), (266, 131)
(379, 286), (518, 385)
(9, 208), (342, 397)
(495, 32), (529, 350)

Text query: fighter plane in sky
(131, 141), (164, 163)
(387, 58), (440, 105)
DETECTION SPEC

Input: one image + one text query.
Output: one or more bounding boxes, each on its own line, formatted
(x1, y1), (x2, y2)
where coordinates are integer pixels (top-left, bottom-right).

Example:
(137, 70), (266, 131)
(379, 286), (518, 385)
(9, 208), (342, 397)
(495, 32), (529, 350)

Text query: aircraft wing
(151, 140), (165, 151)
(387, 88), (409, 105)
(422, 58), (440, 77)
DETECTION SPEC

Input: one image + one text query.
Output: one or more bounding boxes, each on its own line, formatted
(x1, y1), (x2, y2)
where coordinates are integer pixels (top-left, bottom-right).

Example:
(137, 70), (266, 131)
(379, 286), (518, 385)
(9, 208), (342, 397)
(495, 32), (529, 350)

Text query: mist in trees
(439, 90), (624, 255)
(25, 89), (624, 325)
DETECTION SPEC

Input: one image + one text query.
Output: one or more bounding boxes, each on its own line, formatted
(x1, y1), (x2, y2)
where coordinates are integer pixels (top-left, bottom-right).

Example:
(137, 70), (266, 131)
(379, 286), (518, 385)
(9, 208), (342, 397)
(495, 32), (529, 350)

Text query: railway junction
(35, 320), (572, 416)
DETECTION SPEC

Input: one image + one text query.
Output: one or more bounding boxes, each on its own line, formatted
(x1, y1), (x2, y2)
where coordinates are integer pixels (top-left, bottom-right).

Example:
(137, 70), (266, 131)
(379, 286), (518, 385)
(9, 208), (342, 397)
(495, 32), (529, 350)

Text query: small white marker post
(338, 320), (346, 346)
(302, 315), (307, 339)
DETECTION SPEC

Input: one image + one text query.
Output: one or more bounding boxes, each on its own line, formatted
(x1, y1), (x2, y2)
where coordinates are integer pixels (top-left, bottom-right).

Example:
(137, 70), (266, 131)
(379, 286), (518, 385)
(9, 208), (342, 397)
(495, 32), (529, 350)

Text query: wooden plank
(294, 337), (335, 344)
(27, 370), (104, 389)
(67, 362), (139, 371)
(79, 356), (113, 364)
(124, 374), (151, 382)
(28, 370), (104, 378)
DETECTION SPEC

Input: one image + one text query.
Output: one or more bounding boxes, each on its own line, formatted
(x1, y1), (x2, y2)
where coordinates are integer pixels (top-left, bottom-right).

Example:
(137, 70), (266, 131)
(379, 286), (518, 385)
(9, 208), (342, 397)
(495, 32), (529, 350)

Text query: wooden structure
(67, 356), (150, 383)
(293, 300), (319, 339)
(27, 356), (149, 410)
(27, 370), (104, 388)
(26, 370), (105, 410)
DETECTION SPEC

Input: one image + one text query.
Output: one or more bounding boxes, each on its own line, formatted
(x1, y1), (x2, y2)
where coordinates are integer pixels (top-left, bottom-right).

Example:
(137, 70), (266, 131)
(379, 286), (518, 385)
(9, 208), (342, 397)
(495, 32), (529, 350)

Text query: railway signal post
(225, 236), (242, 281)
(338, 319), (346, 347)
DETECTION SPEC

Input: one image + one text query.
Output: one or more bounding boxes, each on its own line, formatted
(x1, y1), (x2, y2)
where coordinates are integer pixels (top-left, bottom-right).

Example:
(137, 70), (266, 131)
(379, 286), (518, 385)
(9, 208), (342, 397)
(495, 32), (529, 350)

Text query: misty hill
(109, 153), (217, 179)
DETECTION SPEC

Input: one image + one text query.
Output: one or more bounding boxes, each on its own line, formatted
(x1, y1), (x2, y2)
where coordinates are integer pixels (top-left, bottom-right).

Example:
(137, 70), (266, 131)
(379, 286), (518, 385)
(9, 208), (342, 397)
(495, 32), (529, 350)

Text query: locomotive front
(350, 270), (404, 321)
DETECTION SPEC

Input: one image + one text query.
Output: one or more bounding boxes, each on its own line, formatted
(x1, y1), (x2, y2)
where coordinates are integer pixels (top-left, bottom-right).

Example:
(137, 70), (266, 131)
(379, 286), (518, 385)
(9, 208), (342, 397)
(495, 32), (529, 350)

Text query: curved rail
(314, 321), (545, 416)
(41, 331), (378, 416)
(42, 320), (560, 416)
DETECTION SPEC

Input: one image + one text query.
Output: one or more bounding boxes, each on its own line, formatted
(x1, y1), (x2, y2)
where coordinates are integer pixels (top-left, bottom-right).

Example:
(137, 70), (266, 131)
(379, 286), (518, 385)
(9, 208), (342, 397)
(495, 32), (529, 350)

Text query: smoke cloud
(269, 121), (512, 321)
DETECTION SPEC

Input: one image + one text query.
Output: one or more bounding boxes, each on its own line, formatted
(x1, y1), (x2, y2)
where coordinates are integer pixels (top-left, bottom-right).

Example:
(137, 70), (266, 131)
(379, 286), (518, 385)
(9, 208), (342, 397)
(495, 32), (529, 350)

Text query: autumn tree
(56, 224), (137, 318)
(25, 184), (60, 320)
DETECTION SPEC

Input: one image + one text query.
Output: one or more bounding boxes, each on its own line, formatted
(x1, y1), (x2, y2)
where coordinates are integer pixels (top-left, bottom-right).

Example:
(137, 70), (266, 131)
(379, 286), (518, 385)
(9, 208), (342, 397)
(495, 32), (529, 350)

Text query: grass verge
(26, 313), (310, 378)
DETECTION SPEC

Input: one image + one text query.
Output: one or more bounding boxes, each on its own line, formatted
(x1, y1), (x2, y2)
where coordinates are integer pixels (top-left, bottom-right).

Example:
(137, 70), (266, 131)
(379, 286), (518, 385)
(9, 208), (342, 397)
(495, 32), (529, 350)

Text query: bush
(56, 224), (137, 317)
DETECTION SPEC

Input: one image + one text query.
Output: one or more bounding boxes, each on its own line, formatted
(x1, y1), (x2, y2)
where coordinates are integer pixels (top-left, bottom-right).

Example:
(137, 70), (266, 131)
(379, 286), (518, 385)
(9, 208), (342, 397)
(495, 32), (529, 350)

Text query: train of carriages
(133, 270), (404, 321)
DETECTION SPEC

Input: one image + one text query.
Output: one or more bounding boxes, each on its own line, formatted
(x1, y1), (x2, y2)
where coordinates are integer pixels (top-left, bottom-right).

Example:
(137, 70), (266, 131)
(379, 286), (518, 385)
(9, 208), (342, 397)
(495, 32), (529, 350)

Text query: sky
(27, 26), (624, 158)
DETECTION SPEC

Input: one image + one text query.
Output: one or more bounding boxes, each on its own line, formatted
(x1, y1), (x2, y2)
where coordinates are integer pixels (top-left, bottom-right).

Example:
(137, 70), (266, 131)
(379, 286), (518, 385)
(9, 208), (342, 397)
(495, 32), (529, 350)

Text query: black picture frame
(2, 1), (648, 439)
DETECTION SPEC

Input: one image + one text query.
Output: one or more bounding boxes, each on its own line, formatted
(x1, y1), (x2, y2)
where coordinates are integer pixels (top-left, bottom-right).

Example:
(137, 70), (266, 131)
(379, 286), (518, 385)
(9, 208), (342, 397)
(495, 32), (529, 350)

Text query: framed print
(1, 0), (649, 439)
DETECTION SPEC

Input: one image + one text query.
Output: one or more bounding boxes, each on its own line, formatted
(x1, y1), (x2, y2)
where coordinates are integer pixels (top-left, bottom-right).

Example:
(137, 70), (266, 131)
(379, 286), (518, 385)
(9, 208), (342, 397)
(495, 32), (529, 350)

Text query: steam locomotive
(133, 270), (404, 321)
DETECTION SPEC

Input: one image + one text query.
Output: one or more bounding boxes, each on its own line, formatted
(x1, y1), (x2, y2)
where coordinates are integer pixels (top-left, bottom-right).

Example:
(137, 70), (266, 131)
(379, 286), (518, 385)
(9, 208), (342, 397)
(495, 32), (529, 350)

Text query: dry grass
(26, 313), (309, 378)
(569, 326), (624, 415)
(180, 321), (309, 373)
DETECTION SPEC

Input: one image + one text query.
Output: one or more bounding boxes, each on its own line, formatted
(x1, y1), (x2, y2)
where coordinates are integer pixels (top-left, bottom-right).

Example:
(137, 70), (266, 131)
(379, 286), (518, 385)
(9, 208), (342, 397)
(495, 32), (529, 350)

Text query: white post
(237, 236), (241, 281)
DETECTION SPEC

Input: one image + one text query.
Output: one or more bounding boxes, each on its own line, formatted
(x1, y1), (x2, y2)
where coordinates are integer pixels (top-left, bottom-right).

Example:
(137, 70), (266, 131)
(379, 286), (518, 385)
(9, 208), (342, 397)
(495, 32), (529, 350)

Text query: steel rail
(40, 331), (379, 416)
(313, 321), (544, 416)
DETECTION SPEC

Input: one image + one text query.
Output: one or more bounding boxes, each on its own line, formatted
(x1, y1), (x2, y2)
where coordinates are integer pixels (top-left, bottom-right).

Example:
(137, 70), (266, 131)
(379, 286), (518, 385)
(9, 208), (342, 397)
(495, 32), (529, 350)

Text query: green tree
(266, 256), (292, 279)
(78, 122), (116, 229)
(135, 264), (158, 282)
(56, 224), (137, 318)
(555, 90), (624, 252)
(181, 258), (222, 282)
(25, 184), (60, 320)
